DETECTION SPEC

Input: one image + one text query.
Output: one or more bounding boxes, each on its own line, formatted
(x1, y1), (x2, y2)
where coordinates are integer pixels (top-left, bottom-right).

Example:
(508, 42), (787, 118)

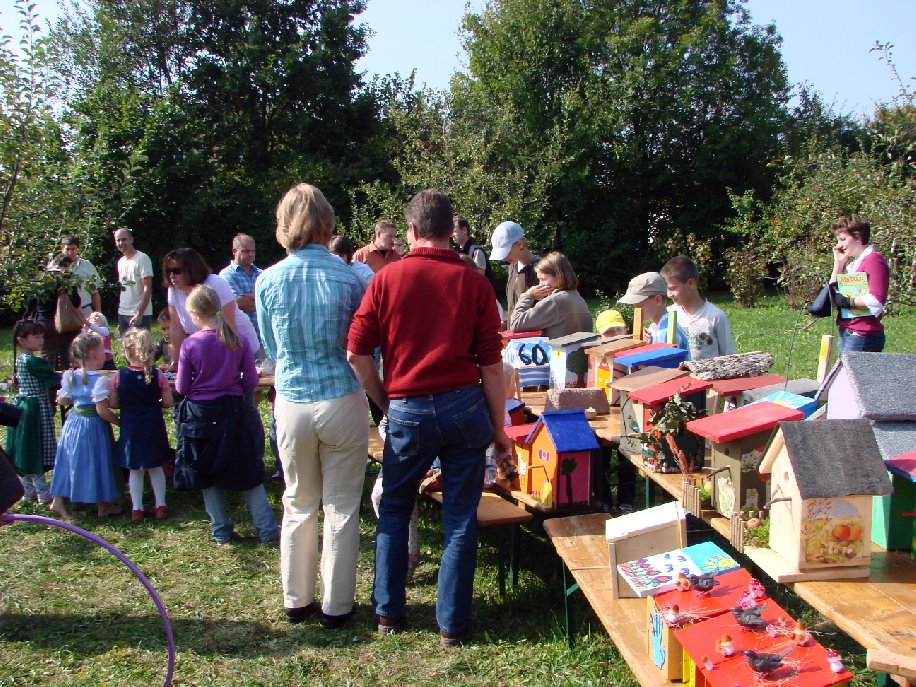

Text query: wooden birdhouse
(872, 422), (916, 552)
(505, 423), (536, 495)
(505, 398), (527, 426)
(703, 374), (787, 416)
(687, 402), (805, 519)
(502, 335), (551, 389)
(627, 377), (713, 473)
(612, 366), (689, 455)
(546, 332), (600, 389)
(648, 561), (749, 681)
(524, 409), (599, 508)
(757, 420), (893, 581)
(748, 389), (819, 419)
(817, 352), (916, 421)
(586, 337), (645, 405)
(615, 342), (687, 373)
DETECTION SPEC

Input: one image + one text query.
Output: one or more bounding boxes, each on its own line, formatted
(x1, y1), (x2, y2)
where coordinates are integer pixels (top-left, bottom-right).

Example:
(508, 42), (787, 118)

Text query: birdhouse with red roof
(628, 377), (713, 473)
(524, 409), (599, 508)
(611, 366), (690, 456)
(687, 402), (805, 519)
(505, 423), (536, 495)
(585, 337), (645, 405)
(757, 420), (892, 580)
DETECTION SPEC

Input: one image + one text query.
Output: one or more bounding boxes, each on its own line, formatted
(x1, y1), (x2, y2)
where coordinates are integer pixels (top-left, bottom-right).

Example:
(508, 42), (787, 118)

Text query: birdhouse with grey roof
(817, 352), (916, 421)
(757, 420), (893, 580)
(547, 331), (600, 389)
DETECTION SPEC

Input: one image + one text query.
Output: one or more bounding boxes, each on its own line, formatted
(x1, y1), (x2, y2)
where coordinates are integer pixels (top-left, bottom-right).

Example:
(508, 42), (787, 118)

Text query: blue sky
(4, 0), (913, 118)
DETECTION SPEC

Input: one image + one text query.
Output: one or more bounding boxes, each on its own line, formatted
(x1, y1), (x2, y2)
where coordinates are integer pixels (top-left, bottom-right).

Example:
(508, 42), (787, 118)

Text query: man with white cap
(617, 271), (689, 355)
(489, 221), (539, 326)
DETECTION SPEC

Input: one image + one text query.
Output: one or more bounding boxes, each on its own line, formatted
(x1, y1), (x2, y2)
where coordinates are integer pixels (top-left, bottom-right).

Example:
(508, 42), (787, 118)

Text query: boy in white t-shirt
(660, 256), (734, 361)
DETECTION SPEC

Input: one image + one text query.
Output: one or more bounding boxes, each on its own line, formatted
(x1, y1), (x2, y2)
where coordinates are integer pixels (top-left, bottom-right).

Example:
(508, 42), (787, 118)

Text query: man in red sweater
(348, 189), (511, 647)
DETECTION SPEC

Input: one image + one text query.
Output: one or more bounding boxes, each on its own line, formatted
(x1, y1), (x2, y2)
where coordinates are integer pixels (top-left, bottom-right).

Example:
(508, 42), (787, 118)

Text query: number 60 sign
(503, 337), (551, 387)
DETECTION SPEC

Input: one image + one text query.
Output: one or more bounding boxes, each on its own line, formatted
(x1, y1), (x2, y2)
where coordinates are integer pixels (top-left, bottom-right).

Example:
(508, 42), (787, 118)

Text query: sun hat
(617, 272), (668, 305)
(595, 309), (627, 334)
(489, 221), (524, 262)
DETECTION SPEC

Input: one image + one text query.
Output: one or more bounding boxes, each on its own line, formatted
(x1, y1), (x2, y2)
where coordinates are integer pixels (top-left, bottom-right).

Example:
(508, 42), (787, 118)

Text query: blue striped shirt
(219, 261), (262, 337)
(255, 245), (364, 403)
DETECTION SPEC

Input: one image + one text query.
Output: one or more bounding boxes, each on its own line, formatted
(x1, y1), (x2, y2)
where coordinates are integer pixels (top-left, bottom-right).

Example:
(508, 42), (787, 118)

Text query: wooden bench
(367, 435), (533, 595)
(544, 513), (674, 686)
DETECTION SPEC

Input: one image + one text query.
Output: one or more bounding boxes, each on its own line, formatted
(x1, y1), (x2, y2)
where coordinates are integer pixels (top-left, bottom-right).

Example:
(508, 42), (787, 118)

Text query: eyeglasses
(166, 267), (183, 275)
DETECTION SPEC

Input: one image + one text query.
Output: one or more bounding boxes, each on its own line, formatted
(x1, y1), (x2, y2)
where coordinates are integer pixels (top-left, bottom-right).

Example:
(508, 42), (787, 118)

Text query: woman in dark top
(28, 254), (82, 371)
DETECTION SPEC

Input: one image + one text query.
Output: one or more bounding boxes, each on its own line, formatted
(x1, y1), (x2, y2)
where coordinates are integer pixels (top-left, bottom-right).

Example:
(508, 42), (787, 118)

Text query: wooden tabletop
(544, 513), (673, 687)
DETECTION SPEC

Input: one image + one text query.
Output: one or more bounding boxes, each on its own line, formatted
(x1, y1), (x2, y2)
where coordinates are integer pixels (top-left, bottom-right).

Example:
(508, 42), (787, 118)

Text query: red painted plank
(686, 402), (804, 443)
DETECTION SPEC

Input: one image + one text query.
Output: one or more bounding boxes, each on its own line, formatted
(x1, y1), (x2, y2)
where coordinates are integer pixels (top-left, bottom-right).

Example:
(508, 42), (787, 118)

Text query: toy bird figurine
(675, 572), (691, 591)
(664, 604), (682, 626)
(688, 563), (720, 595)
(742, 647), (793, 675)
(729, 602), (767, 629)
(826, 649), (845, 673)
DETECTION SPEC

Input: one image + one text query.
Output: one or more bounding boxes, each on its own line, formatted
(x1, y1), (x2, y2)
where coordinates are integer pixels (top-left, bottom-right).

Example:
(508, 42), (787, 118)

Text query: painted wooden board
(886, 452), (916, 481)
(707, 374), (787, 396)
(628, 377), (713, 408)
(686, 401), (804, 443)
(654, 568), (756, 622)
(427, 490), (533, 528)
(612, 366), (689, 393)
(616, 346), (688, 371)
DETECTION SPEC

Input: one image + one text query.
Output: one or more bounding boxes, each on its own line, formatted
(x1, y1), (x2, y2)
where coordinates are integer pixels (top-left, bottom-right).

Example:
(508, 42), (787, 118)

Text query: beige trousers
(275, 390), (369, 615)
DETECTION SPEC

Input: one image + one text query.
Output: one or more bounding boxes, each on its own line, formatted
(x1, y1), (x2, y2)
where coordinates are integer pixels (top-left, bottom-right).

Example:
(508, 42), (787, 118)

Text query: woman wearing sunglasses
(161, 248), (261, 370)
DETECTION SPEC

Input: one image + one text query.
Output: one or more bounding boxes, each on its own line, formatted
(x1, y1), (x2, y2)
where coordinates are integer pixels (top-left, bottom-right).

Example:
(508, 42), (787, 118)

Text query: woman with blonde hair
(255, 183), (369, 628)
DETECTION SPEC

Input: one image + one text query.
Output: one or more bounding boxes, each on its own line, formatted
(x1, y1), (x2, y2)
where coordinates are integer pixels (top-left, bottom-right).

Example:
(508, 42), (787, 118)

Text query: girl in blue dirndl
(49, 332), (123, 519)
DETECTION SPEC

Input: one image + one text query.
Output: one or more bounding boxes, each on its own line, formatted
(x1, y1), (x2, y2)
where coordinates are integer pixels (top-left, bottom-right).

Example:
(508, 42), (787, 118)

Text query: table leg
(562, 562), (579, 649)
(510, 523), (520, 588)
(496, 528), (507, 598)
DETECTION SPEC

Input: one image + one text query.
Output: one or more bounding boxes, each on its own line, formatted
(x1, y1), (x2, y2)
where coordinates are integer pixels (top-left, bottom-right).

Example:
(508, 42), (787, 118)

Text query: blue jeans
(374, 384), (492, 635)
(838, 328), (885, 353)
(201, 484), (278, 543)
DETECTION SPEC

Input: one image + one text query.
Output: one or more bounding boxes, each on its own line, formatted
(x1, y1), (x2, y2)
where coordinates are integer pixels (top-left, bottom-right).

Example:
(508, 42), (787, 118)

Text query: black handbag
(805, 284), (832, 318)
(1, 446), (25, 514)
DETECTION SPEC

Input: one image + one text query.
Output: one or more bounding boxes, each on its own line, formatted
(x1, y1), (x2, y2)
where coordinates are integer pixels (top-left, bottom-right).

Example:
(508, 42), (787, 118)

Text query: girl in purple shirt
(175, 285), (277, 545)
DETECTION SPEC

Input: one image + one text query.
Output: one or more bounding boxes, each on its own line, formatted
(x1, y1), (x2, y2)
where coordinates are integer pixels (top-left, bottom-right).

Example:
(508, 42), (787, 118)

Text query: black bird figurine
(742, 647), (793, 674)
(688, 563), (720, 595)
(730, 602), (767, 629)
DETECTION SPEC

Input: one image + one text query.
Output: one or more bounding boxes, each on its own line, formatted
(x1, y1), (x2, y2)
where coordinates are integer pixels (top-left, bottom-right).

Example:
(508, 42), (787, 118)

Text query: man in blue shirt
(219, 233), (263, 348)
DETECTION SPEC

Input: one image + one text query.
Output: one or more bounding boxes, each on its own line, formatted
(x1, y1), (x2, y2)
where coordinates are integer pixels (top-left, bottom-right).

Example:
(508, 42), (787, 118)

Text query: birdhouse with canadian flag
(757, 420), (892, 580)
(523, 409), (598, 508)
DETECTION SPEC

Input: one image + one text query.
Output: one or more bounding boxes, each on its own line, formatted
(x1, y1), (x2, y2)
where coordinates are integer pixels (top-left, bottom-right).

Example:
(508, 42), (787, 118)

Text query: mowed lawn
(1, 294), (913, 686)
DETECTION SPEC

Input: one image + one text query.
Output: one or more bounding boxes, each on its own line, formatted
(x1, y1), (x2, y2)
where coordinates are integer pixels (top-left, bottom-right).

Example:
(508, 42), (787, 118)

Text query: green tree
(0, 0), (72, 311)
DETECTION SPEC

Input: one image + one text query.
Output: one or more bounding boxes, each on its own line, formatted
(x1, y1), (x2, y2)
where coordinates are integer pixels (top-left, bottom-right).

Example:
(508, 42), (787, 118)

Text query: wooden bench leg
(562, 562), (579, 649)
(495, 528), (508, 598)
(510, 523), (521, 588)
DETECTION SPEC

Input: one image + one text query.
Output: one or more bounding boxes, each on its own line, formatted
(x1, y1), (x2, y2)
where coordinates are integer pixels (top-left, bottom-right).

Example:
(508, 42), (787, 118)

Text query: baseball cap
(617, 272), (667, 305)
(595, 309), (626, 334)
(490, 221), (524, 262)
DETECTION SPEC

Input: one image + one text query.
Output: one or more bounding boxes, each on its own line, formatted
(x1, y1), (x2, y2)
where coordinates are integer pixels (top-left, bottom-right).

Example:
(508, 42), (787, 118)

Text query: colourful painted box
(611, 366), (690, 456)
(619, 540), (739, 598)
(505, 423), (536, 495)
(605, 501), (687, 599)
(750, 389), (819, 418)
(675, 603), (852, 687)
(649, 568), (755, 682)
(686, 402), (805, 519)
(523, 409), (598, 508)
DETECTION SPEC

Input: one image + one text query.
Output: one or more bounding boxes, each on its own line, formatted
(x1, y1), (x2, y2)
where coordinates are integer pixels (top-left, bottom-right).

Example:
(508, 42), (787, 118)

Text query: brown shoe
(377, 614), (404, 635)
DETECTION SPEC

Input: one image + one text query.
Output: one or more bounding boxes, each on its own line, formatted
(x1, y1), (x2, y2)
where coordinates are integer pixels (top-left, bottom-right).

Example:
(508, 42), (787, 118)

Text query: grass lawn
(1, 297), (912, 686)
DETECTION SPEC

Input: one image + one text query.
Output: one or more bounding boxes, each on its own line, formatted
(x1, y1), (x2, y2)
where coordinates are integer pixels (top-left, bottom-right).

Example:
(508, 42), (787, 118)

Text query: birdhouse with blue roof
(546, 332), (600, 389)
(525, 409), (599, 508)
(615, 342), (687, 372)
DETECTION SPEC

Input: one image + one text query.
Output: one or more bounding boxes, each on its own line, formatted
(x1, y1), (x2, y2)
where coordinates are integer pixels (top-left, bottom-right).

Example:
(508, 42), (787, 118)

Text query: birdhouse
(649, 566), (752, 681)
(615, 342), (687, 372)
(505, 398), (527, 426)
(703, 374), (787, 415)
(674, 600), (853, 687)
(687, 402), (805, 519)
(758, 420), (893, 580)
(817, 352), (916, 421)
(546, 332), (600, 389)
(605, 501), (688, 599)
(748, 389), (819, 419)
(505, 423), (536, 495)
(627, 377), (713, 473)
(871, 422), (916, 552)
(502, 335), (551, 389)
(611, 366), (690, 455)
(524, 409), (599, 508)
(740, 377), (820, 409)
(586, 337), (646, 405)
